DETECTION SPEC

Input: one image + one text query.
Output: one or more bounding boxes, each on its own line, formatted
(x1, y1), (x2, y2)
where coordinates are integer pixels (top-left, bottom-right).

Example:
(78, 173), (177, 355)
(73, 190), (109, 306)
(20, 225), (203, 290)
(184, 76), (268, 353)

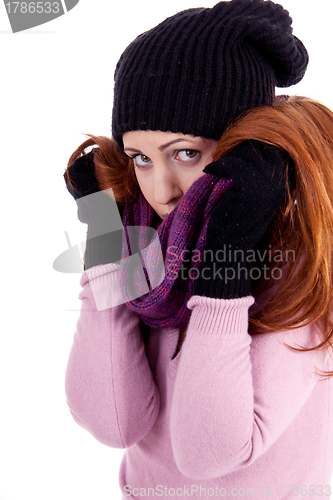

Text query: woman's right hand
(65, 150), (124, 270)
(64, 149), (100, 202)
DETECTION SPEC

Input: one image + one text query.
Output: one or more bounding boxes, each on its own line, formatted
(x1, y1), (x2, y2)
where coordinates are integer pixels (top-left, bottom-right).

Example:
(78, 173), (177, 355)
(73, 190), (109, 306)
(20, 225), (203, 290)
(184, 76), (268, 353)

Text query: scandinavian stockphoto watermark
(3, 0), (79, 33)
(166, 245), (296, 283)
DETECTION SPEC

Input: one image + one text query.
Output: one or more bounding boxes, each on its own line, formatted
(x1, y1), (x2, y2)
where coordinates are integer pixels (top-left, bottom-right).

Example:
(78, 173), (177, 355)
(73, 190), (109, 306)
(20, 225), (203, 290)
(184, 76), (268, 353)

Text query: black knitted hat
(112, 0), (308, 150)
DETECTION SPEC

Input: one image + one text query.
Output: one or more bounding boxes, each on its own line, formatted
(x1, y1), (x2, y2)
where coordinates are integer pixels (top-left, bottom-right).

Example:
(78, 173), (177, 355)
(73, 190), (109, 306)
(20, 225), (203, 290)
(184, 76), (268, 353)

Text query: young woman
(64, 0), (333, 497)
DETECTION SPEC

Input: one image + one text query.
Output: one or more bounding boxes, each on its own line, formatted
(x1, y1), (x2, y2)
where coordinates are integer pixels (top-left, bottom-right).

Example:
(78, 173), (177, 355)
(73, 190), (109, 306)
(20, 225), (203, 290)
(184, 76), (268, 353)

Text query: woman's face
(123, 130), (218, 220)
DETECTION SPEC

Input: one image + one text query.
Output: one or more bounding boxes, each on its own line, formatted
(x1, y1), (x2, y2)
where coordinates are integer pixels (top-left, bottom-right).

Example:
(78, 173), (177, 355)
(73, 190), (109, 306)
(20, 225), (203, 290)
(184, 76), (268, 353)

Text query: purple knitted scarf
(119, 173), (232, 329)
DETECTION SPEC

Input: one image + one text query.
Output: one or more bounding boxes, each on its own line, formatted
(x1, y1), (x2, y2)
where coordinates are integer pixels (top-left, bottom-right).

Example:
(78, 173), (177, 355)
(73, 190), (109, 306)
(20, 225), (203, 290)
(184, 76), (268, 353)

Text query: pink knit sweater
(65, 263), (333, 499)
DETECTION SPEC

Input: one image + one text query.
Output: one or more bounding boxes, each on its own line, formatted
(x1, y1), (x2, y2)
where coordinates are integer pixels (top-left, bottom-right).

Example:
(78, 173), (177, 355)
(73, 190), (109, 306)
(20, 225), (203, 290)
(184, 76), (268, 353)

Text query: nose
(153, 163), (183, 207)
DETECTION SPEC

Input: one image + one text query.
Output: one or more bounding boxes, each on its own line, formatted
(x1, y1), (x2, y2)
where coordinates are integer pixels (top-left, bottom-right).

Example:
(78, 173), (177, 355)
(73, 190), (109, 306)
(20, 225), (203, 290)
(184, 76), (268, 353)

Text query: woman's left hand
(194, 140), (293, 299)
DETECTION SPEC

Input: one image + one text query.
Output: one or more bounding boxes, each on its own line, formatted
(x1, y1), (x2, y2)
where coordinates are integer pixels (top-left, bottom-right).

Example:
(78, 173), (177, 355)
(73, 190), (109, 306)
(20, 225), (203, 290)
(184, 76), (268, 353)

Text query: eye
(176, 149), (199, 161)
(132, 154), (152, 168)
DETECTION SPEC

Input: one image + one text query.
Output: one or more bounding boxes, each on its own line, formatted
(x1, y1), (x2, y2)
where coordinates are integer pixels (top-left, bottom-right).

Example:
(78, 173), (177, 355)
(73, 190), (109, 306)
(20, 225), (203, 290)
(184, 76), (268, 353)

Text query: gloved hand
(64, 149), (100, 201)
(64, 150), (124, 270)
(194, 140), (293, 299)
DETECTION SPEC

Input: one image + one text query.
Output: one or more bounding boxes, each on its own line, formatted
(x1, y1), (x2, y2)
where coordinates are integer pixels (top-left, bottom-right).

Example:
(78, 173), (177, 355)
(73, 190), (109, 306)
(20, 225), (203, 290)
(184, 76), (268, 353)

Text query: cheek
(182, 167), (206, 194)
(135, 170), (147, 191)
(186, 152), (215, 188)
(135, 171), (153, 201)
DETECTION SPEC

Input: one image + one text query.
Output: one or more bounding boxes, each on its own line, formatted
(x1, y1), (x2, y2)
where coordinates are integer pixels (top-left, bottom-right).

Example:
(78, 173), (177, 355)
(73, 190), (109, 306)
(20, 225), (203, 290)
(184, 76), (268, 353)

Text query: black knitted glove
(64, 150), (123, 270)
(194, 140), (292, 299)
(64, 149), (100, 201)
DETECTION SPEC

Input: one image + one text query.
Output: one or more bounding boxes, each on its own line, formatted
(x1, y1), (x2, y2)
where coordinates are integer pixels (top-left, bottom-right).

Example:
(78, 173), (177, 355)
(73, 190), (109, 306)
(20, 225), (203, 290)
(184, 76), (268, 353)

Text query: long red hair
(64, 96), (333, 371)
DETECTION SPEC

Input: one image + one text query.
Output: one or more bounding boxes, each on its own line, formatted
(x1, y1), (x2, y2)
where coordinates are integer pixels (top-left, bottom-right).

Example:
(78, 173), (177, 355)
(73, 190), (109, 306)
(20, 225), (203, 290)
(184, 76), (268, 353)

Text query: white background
(0, 1), (332, 499)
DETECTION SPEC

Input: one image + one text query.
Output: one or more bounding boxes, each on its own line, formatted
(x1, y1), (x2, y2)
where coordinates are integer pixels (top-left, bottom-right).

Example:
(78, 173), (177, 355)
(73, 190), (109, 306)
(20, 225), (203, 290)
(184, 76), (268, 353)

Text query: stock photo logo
(3, 0), (79, 33)
(53, 190), (165, 305)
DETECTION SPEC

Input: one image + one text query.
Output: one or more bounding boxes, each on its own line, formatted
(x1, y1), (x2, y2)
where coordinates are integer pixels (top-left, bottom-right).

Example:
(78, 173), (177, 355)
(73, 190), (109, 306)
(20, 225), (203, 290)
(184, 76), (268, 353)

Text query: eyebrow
(124, 138), (197, 154)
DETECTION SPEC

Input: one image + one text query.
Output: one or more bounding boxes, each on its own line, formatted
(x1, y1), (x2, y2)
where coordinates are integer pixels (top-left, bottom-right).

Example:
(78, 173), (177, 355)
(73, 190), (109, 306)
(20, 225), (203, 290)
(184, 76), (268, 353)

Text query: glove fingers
(204, 142), (289, 206)
(65, 149), (100, 200)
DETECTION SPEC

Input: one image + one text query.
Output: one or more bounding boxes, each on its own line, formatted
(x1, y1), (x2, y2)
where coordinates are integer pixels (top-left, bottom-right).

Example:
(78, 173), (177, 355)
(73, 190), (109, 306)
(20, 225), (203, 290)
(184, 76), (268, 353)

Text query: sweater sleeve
(65, 263), (160, 448)
(170, 295), (329, 479)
